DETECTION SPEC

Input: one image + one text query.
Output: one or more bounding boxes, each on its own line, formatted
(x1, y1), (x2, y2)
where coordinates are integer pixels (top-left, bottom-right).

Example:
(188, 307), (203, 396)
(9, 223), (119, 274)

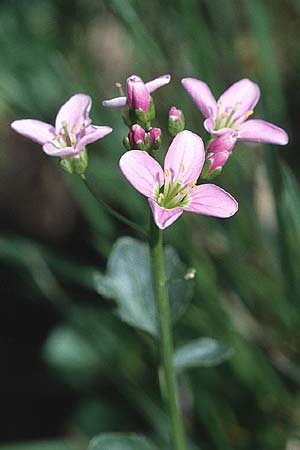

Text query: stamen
(61, 121), (72, 147)
(180, 163), (185, 172)
(164, 168), (170, 177)
(115, 82), (125, 96)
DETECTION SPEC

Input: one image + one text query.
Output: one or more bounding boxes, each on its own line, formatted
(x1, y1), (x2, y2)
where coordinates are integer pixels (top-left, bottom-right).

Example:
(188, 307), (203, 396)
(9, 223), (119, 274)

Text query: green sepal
(60, 148), (89, 176)
(128, 97), (155, 131)
(200, 158), (222, 180)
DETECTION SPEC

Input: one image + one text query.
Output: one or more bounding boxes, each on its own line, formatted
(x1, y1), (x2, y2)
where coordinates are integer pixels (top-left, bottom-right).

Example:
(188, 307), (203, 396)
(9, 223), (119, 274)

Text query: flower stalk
(150, 218), (187, 450)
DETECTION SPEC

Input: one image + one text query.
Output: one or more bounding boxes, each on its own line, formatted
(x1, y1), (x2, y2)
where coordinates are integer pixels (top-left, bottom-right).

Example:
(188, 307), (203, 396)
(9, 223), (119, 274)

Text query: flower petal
(164, 130), (205, 185)
(186, 184), (238, 218)
(119, 150), (164, 198)
(11, 119), (56, 145)
(238, 119), (289, 145)
(76, 125), (113, 152)
(204, 118), (234, 136)
(145, 74), (171, 93)
(218, 78), (260, 121)
(102, 96), (128, 108)
(148, 198), (183, 229)
(55, 94), (92, 133)
(43, 142), (76, 157)
(181, 78), (217, 118)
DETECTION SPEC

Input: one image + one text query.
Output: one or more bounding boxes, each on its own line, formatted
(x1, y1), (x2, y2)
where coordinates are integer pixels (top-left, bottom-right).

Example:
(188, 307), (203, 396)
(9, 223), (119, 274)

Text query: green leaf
(173, 338), (233, 369)
(94, 237), (194, 336)
(43, 325), (100, 387)
(88, 433), (159, 450)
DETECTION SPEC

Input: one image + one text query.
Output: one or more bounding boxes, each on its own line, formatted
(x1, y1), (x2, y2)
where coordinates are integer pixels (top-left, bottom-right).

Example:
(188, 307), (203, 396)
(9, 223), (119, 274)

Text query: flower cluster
(10, 73), (288, 229)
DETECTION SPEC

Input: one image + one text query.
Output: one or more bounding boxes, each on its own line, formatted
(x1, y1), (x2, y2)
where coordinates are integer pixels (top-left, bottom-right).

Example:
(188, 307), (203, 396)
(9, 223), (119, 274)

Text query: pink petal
(218, 78), (260, 122)
(148, 198), (183, 229)
(55, 94), (92, 133)
(181, 78), (217, 118)
(145, 74), (171, 93)
(186, 184), (238, 218)
(76, 125), (113, 152)
(102, 96), (127, 108)
(43, 142), (76, 157)
(237, 119), (289, 145)
(119, 150), (164, 198)
(11, 119), (56, 145)
(204, 118), (233, 136)
(164, 130), (205, 185)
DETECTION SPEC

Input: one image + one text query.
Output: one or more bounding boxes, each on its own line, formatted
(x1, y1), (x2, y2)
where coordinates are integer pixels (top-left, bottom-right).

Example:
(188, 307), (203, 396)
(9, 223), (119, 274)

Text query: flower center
(155, 168), (196, 210)
(52, 121), (77, 149)
(214, 102), (254, 131)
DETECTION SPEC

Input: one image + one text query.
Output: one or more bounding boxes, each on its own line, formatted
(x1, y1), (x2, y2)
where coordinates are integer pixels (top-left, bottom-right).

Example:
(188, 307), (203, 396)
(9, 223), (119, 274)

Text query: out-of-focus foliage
(1, 1), (300, 450)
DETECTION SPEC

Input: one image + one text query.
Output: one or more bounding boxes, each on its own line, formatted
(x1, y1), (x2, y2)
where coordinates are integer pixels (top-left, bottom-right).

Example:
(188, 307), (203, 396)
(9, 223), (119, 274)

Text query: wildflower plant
(10, 73), (288, 450)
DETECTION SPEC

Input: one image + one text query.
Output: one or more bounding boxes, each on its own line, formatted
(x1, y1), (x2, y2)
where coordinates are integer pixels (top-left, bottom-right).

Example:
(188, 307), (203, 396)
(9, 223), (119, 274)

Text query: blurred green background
(0, 0), (300, 449)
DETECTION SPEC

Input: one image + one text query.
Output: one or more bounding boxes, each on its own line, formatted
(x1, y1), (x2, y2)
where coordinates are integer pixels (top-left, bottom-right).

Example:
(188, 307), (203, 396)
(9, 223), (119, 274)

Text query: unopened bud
(127, 75), (150, 112)
(207, 132), (237, 154)
(201, 132), (237, 180)
(125, 124), (147, 150)
(148, 127), (162, 150)
(168, 106), (185, 137)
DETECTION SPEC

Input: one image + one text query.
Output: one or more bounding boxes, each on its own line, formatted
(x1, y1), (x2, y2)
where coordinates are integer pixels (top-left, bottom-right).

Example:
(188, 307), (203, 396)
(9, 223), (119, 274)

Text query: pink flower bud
(207, 150), (231, 172)
(127, 75), (151, 112)
(169, 106), (184, 124)
(207, 132), (237, 154)
(128, 124), (146, 149)
(168, 106), (185, 136)
(149, 127), (161, 146)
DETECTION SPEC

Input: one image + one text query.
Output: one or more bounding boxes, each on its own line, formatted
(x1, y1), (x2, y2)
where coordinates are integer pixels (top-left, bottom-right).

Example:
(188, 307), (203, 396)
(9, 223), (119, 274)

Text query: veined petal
(76, 125), (113, 152)
(238, 119), (289, 145)
(102, 96), (127, 108)
(43, 142), (76, 157)
(11, 119), (56, 145)
(55, 94), (91, 133)
(145, 74), (171, 93)
(119, 150), (164, 199)
(186, 184), (238, 218)
(181, 78), (217, 118)
(218, 78), (260, 122)
(164, 130), (205, 185)
(148, 198), (183, 229)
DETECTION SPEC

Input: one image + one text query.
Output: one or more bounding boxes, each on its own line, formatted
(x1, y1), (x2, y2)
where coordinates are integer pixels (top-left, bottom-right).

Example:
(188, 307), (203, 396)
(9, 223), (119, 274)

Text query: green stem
(150, 219), (187, 450)
(81, 177), (148, 238)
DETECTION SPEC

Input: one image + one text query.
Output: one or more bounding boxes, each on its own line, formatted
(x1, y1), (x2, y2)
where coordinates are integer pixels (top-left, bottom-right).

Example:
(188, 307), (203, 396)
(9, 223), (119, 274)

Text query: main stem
(150, 219), (187, 450)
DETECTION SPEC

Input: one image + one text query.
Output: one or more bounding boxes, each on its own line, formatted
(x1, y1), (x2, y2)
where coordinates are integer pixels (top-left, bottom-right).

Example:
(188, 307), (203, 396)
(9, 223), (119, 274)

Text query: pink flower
(119, 130), (238, 229)
(169, 106), (184, 124)
(181, 78), (288, 145)
(11, 94), (112, 157)
(102, 74), (171, 109)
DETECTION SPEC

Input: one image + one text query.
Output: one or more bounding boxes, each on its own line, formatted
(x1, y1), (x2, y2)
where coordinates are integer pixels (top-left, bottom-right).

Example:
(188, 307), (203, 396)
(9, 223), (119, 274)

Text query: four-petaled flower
(102, 74), (171, 109)
(120, 130), (238, 229)
(181, 78), (288, 145)
(11, 94), (112, 157)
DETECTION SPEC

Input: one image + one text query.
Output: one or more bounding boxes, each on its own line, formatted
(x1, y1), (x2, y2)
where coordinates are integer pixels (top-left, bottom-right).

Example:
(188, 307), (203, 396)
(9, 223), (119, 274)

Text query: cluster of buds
(123, 124), (161, 151)
(201, 132), (237, 180)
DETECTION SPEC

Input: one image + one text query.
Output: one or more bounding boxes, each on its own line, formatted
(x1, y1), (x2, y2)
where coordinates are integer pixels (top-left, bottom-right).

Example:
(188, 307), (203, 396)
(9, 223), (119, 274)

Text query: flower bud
(207, 132), (237, 154)
(149, 127), (162, 150)
(126, 124), (147, 150)
(127, 75), (150, 112)
(168, 106), (185, 137)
